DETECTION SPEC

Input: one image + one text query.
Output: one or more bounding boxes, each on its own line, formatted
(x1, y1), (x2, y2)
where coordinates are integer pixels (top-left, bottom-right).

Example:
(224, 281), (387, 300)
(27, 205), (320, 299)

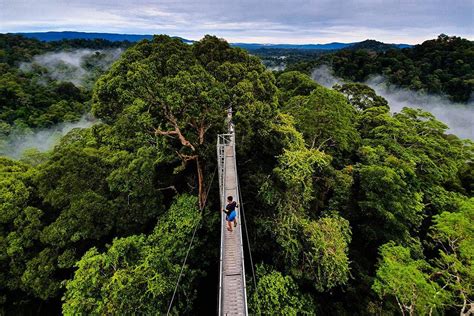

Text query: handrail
(231, 133), (249, 315)
(217, 137), (223, 315)
(217, 134), (227, 315)
(217, 132), (231, 315)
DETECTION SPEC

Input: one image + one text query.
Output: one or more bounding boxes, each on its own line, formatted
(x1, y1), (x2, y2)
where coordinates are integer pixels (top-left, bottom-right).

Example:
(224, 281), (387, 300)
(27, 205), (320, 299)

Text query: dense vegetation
(290, 35), (474, 103)
(251, 39), (409, 73)
(330, 35), (474, 102)
(0, 34), (129, 129)
(250, 48), (329, 71)
(0, 34), (473, 315)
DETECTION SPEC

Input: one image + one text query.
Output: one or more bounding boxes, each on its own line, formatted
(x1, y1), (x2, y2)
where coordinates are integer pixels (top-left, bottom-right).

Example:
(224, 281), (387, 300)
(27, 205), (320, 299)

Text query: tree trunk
(461, 302), (474, 316)
(196, 157), (205, 209)
(395, 297), (405, 316)
(154, 114), (208, 209)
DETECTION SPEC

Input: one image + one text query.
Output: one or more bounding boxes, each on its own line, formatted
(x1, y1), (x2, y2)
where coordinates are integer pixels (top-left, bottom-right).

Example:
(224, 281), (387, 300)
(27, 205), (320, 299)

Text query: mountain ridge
(12, 31), (411, 50)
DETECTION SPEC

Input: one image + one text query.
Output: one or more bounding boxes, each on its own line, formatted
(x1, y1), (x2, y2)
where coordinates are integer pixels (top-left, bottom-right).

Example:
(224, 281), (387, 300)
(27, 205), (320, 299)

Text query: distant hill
(232, 42), (353, 50)
(14, 31), (194, 44)
(237, 41), (410, 51)
(14, 31), (410, 50)
(345, 39), (412, 52)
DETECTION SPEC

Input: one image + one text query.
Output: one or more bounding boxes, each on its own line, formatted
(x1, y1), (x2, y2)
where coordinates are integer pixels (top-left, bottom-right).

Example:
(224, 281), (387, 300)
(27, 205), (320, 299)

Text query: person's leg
(227, 220), (232, 232)
(233, 217), (237, 227)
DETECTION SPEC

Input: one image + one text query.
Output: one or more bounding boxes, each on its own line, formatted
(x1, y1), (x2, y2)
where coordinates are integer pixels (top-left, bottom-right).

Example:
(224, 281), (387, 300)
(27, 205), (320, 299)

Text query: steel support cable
(166, 165), (218, 316)
(237, 175), (257, 290)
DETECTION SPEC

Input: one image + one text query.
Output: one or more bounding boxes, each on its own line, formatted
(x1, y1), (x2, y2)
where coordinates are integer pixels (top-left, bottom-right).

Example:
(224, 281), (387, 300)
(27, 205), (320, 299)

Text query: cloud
(0, 116), (96, 159)
(366, 76), (474, 140)
(311, 66), (474, 140)
(311, 65), (343, 88)
(1, 0), (472, 43)
(20, 48), (123, 87)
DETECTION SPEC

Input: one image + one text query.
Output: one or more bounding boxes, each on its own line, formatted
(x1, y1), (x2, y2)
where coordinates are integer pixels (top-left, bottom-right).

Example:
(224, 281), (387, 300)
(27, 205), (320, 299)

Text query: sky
(0, 0), (473, 44)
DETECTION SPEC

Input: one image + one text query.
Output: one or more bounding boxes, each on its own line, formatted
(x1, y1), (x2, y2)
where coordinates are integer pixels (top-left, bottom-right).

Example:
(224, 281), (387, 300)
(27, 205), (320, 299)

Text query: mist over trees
(310, 65), (474, 140)
(0, 34), (127, 158)
(294, 34), (473, 103)
(0, 34), (472, 315)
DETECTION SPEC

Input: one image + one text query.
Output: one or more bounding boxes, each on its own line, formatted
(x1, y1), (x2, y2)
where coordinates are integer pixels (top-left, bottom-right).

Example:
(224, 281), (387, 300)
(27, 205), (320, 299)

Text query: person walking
(223, 196), (238, 232)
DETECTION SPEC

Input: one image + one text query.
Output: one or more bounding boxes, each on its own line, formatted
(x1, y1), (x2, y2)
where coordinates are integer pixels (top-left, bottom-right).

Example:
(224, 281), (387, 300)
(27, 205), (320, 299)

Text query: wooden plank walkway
(218, 137), (247, 315)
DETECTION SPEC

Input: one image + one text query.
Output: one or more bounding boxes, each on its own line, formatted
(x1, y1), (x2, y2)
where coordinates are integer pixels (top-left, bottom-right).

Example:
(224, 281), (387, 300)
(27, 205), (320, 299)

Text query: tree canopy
(0, 34), (472, 315)
(329, 35), (474, 102)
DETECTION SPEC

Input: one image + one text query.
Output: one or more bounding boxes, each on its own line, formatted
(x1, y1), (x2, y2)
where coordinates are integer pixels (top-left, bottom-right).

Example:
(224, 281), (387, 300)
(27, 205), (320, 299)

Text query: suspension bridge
(217, 108), (248, 315)
(167, 107), (250, 315)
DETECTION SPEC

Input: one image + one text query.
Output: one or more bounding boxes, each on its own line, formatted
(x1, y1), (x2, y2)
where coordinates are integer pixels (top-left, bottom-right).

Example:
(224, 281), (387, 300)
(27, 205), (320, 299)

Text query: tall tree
(93, 35), (276, 207)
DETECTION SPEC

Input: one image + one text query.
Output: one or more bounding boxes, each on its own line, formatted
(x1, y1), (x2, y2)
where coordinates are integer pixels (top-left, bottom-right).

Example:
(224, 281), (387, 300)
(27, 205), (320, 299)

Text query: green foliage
(283, 35), (473, 102)
(0, 34), (129, 67)
(92, 34), (280, 207)
(372, 198), (473, 315)
(274, 148), (331, 203)
(300, 216), (351, 291)
(0, 34), (282, 314)
(357, 156), (424, 243)
(335, 82), (389, 111)
(0, 33), (472, 315)
(22, 248), (60, 299)
(62, 194), (201, 315)
(256, 117), (352, 292)
(252, 48), (328, 74)
(283, 84), (360, 157)
(276, 71), (320, 102)
(0, 33), (129, 143)
(331, 35), (474, 102)
(250, 265), (315, 315)
(430, 198), (474, 314)
(373, 242), (448, 315)
(0, 158), (55, 302)
(0, 70), (89, 128)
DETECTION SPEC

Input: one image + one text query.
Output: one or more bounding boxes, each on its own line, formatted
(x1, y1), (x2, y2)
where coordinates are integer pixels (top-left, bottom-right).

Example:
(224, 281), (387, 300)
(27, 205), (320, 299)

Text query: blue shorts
(226, 210), (236, 221)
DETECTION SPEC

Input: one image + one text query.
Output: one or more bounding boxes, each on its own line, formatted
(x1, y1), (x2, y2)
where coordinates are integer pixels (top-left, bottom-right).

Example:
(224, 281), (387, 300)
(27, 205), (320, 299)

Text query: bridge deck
(218, 138), (247, 315)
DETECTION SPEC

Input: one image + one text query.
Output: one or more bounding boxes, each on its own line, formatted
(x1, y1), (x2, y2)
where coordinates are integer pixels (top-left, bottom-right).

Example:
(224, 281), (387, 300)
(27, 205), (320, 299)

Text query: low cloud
(263, 61), (286, 72)
(0, 116), (96, 159)
(366, 76), (473, 139)
(311, 65), (474, 140)
(311, 65), (342, 88)
(20, 48), (123, 87)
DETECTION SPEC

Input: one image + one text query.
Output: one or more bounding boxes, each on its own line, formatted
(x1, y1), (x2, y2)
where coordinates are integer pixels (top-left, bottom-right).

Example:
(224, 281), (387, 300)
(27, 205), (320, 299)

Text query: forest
(254, 39), (411, 72)
(0, 34), (473, 315)
(287, 35), (474, 103)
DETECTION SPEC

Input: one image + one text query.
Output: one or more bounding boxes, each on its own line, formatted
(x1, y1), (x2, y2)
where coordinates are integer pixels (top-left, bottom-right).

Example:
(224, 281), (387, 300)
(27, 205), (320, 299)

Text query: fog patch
(310, 65), (474, 140)
(366, 76), (473, 140)
(20, 49), (123, 87)
(0, 116), (96, 159)
(311, 65), (342, 88)
(262, 60), (286, 71)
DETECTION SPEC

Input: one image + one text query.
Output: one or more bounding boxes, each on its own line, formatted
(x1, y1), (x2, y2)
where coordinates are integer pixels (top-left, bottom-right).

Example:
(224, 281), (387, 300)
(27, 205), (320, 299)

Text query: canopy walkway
(217, 109), (248, 315)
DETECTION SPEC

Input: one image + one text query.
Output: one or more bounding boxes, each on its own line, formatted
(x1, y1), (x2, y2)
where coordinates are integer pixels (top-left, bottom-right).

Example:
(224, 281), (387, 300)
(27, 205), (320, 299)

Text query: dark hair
(227, 196), (233, 201)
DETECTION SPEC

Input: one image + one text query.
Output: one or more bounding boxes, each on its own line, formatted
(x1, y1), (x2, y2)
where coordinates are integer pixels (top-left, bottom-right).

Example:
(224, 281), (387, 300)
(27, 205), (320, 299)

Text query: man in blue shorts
(223, 196), (238, 232)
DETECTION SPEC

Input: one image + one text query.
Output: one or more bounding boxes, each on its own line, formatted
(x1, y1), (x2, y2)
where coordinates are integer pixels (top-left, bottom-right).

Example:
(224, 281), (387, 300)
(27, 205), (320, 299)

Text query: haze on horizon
(1, 0), (473, 44)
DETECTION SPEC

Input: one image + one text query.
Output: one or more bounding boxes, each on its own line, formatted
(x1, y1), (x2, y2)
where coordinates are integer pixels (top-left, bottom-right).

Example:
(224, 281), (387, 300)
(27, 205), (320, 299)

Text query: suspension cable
(166, 165), (218, 315)
(237, 175), (257, 290)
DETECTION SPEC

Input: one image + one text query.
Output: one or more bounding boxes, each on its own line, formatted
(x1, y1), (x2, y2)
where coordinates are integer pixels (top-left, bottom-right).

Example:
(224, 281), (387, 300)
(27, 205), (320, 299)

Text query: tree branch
(154, 127), (196, 151)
